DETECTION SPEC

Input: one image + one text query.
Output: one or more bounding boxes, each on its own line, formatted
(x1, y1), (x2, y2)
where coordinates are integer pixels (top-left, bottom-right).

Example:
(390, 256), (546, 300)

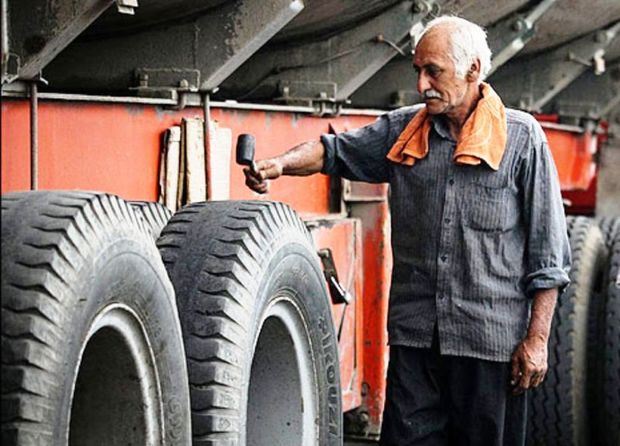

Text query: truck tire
(597, 216), (620, 248)
(527, 216), (607, 446)
(158, 200), (342, 446)
(129, 200), (173, 240)
(596, 224), (620, 446)
(1, 191), (191, 445)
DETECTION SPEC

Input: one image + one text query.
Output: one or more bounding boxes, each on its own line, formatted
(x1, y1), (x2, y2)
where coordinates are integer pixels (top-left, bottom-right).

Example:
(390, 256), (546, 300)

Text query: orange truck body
(0, 96), (600, 433)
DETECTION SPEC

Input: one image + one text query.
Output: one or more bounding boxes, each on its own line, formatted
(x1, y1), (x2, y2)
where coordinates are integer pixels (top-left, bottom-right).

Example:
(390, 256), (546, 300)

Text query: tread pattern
(597, 222), (620, 446)
(1, 191), (152, 444)
(596, 216), (620, 249)
(528, 216), (607, 446)
(158, 200), (320, 444)
(129, 201), (173, 240)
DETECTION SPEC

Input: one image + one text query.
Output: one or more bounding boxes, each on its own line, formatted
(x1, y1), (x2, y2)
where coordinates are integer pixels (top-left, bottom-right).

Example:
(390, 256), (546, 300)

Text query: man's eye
(428, 67), (441, 78)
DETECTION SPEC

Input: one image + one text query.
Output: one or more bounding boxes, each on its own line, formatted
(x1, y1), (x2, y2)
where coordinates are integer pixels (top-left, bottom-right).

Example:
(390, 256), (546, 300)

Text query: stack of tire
(527, 215), (620, 446)
(1, 192), (341, 445)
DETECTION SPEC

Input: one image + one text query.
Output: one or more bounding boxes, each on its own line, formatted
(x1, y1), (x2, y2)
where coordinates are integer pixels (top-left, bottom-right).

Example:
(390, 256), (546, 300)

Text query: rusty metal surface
(348, 201), (392, 437)
(309, 218), (365, 413)
(44, 0), (303, 93)
(522, 0), (620, 54)
(220, 0), (432, 106)
(2, 0), (114, 82)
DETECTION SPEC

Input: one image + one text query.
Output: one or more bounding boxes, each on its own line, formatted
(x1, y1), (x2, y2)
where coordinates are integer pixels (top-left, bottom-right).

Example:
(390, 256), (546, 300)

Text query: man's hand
(244, 158), (283, 194)
(510, 334), (548, 395)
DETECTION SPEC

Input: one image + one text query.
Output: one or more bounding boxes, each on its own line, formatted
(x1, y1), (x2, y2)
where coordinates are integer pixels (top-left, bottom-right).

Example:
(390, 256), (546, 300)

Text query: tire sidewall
(242, 233), (342, 445)
(57, 238), (189, 444)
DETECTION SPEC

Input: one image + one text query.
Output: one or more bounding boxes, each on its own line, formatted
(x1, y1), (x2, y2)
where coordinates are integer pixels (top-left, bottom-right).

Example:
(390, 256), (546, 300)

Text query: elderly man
(244, 16), (570, 446)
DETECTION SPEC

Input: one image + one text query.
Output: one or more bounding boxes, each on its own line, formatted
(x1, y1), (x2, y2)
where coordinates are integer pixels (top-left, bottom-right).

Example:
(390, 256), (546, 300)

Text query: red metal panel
(543, 125), (597, 191)
(309, 218), (364, 413)
(1, 101), (31, 192)
(0, 99), (376, 216)
(349, 201), (392, 435)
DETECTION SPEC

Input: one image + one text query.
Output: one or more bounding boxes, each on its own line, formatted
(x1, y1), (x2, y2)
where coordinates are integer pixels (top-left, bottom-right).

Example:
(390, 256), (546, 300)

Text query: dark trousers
(379, 331), (527, 446)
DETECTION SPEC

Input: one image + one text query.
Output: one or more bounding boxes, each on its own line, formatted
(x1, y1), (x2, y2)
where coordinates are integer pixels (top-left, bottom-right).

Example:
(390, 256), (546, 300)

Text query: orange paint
(543, 125), (597, 191)
(310, 218), (364, 413)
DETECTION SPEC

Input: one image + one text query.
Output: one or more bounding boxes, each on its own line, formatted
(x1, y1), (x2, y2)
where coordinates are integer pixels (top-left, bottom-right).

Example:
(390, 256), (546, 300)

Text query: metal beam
(549, 61), (620, 124)
(221, 0), (436, 112)
(2, 0), (120, 84)
(486, 0), (557, 75)
(491, 21), (620, 112)
(43, 0), (304, 94)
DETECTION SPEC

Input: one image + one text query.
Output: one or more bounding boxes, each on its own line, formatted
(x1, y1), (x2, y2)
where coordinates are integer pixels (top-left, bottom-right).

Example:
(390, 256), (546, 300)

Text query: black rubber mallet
(236, 134), (258, 174)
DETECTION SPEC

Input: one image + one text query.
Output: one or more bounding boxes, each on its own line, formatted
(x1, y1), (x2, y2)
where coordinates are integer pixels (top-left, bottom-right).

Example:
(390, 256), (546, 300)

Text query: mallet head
(236, 134), (257, 173)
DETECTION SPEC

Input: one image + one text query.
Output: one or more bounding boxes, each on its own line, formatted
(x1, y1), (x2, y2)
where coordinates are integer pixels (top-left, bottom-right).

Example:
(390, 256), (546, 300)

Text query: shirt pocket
(463, 183), (518, 232)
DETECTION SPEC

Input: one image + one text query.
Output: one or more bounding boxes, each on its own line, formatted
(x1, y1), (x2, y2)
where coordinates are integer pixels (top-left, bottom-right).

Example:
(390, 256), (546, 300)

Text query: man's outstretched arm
(244, 140), (325, 194)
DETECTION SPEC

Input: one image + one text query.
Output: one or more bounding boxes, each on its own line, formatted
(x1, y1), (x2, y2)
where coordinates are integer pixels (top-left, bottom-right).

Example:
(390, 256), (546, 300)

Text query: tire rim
(246, 295), (319, 446)
(68, 304), (163, 445)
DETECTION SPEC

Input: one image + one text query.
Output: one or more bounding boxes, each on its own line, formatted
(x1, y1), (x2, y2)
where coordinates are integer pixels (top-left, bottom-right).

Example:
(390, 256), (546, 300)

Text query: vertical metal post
(30, 81), (39, 190)
(203, 92), (211, 199)
(1, 0), (8, 60)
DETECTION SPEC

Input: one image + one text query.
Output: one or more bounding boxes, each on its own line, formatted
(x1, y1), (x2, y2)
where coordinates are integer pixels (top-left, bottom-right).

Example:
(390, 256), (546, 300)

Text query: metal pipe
(203, 92), (211, 199)
(2, 89), (386, 116)
(1, 0), (8, 60)
(30, 81), (38, 190)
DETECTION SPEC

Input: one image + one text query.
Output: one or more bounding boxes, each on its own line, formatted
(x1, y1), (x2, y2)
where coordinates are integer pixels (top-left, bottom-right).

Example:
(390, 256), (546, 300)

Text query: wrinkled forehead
(413, 28), (454, 66)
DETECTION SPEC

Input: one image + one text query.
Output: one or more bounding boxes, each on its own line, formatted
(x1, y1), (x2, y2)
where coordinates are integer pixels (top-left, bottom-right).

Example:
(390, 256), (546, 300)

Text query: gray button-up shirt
(321, 105), (571, 362)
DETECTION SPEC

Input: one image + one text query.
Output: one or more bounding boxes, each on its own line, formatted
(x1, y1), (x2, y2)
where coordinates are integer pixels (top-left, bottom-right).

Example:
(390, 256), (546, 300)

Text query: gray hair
(417, 16), (492, 83)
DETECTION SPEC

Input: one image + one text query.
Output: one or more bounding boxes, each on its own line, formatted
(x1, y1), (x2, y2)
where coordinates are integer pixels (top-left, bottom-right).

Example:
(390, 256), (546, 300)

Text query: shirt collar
(430, 114), (455, 142)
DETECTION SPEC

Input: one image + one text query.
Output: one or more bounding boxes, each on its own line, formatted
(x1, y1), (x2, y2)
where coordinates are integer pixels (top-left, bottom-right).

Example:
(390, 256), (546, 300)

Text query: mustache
(423, 89), (441, 99)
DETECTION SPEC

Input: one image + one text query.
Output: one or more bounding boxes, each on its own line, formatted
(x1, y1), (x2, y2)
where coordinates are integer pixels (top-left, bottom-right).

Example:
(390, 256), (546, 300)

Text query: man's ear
(466, 59), (481, 82)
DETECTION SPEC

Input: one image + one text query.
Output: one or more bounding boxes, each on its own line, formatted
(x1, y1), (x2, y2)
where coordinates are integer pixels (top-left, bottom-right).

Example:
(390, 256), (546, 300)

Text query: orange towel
(386, 83), (507, 171)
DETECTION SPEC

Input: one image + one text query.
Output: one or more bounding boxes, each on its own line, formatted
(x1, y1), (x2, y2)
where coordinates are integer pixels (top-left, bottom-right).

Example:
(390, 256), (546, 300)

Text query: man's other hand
(244, 159), (283, 194)
(510, 335), (548, 395)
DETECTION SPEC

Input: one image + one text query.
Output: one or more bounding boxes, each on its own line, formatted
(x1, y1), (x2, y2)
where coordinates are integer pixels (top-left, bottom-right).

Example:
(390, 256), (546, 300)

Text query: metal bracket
(486, 0), (557, 76)
(130, 68), (201, 105)
(275, 80), (346, 116)
(1, 53), (20, 85)
(116, 0), (138, 15)
(276, 80), (337, 105)
(318, 248), (352, 305)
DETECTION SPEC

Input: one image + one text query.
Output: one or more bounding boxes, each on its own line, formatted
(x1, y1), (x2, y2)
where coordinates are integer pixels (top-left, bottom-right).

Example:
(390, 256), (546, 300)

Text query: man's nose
(417, 72), (430, 95)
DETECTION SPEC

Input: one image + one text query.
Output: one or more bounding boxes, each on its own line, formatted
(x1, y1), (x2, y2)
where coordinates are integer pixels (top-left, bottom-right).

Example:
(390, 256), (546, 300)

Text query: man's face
(413, 29), (470, 116)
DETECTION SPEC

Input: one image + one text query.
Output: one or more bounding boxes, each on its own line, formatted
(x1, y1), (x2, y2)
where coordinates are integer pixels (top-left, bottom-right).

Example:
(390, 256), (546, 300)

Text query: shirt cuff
(320, 133), (336, 175)
(524, 266), (571, 297)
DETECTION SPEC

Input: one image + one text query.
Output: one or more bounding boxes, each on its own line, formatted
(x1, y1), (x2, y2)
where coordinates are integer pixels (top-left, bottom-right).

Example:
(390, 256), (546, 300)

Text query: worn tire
(596, 223), (620, 446)
(158, 200), (342, 446)
(597, 216), (620, 248)
(129, 200), (173, 240)
(528, 216), (607, 446)
(1, 191), (191, 445)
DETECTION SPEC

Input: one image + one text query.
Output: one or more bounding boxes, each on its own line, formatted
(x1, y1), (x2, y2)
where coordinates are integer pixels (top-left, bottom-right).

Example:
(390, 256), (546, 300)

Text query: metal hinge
(116, 0), (139, 15)
(318, 248), (352, 305)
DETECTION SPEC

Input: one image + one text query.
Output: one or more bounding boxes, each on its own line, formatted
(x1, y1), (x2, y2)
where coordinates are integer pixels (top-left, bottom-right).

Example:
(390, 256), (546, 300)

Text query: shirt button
(441, 255), (447, 262)
(448, 178), (454, 185)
